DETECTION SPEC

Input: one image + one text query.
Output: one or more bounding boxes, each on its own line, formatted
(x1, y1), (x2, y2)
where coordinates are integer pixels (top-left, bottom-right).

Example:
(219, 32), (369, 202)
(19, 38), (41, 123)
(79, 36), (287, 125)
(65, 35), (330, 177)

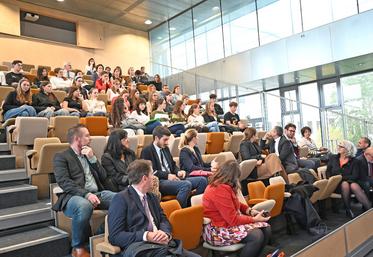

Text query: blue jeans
(159, 177), (207, 208)
(63, 190), (116, 248)
(37, 108), (70, 118)
(206, 121), (220, 132)
(4, 105), (37, 120)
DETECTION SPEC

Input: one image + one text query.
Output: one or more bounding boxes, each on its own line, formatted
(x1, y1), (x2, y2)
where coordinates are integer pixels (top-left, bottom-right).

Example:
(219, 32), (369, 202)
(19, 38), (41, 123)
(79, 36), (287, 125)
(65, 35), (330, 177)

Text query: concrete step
(0, 155), (16, 171)
(0, 201), (53, 231)
(0, 169), (27, 184)
(0, 226), (70, 257)
(0, 184), (38, 209)
(0, 143), (10, 152)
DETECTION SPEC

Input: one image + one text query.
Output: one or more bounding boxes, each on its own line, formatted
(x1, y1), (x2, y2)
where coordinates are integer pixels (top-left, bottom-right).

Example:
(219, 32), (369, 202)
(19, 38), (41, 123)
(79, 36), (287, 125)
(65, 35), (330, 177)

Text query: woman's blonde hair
(179, 128), (198, 149)
(16, 78), (32, 105)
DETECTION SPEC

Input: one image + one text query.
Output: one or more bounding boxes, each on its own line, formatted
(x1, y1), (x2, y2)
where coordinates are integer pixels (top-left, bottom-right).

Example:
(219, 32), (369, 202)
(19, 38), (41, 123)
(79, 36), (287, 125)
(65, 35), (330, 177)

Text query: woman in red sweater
(203, 160), (271, 257)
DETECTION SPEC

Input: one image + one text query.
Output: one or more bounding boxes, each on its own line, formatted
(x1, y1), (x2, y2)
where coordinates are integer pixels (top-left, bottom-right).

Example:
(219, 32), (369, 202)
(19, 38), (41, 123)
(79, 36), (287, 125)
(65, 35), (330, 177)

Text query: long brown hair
(67, 86), (82, 105)
(209, 160), (241, 193)
(180, 128), (198, 148)
(172, 100), (186, 116)
(39, 81), (58, 102)
(187, 103), (199, 117)
(204, 100), (216, 117)
(16, 78), (32, 104)
(110, 97), (127, 128)
(244, 127), (257, 141)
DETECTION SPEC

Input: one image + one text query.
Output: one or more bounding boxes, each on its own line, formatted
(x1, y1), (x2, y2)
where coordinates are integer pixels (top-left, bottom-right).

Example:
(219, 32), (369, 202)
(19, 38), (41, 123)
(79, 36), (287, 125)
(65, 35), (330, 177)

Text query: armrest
(96, 242), (121, 255)
(26, 150), (37, 159)
(7, 124), (16, 134)
(247, 198), (267, 205)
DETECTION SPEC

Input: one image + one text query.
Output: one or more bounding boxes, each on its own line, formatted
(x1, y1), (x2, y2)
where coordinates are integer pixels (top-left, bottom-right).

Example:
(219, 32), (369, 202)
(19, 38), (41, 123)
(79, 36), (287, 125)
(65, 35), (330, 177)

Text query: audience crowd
(1, 58), (372, 257)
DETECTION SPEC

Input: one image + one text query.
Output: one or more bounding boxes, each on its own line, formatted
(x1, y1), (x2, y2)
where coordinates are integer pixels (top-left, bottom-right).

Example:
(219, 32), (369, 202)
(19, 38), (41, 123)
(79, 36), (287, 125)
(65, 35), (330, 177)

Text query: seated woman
(326, 140), (371, 218)
(106, 78), (121, 102)
(203, 100), (225, 132)
(187, 104), (219, 132)
(128, 98), (161, 134)
(61, 86), (85, 117)
(146, 91), (159, 113)
(171, 84), (182, 104)
(82, 88), (107, 116)
(203, 160), (271, 257)
(298, 126), (329, 160)
(33, 67), (49, 87)
(240, 127), (284, 180)
(32, 81), (70, 118)
(151, 98), (185, 137)
(101, 129), (136, 192)
(171, 100), (187, 124)
(3, 78), (37, 120)
(72, 76), (89, 100)
(179, 128), (213, 176)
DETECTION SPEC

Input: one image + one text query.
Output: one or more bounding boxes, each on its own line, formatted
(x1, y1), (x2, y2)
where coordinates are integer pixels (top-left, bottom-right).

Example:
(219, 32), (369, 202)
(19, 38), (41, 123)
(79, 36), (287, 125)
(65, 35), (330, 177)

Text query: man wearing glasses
(5, 60), (24, 87)
(284, 123), (320, 170)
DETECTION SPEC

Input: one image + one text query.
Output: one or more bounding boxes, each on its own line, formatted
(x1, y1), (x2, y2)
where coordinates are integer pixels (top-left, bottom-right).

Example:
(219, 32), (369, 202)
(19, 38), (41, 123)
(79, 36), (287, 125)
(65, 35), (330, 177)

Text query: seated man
(260, 126), (299, 173)
(356, 137), (371, 157)
(108, 160), (200, 257)
(53, 124), (115, 257)
(50, 67), (72, 90)
(63, 61), (76, 80)
(5, 60), (24, 86)
(358, 147), (373, 190)
(223, 101), (246, 131)
(284, 123), (320, 170)
(141, 126), (207, 208)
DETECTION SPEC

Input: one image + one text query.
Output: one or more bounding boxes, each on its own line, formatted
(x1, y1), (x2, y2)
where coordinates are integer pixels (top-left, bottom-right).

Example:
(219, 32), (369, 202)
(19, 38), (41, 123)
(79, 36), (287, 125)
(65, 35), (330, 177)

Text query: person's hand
(261, 154), (267, 159)
(168, 174), (180, 181)
(247, 208), (260, 216)
(263, 132), (271, 140)
(147, 230), (169, 245)
(177, 170), (186, 179)
(252, 210), (270, 222)
(256, 160), (263, 166)
(87, 193), (100, 208)
(50, 106), (55, 111)
(81, 146), (94, 159)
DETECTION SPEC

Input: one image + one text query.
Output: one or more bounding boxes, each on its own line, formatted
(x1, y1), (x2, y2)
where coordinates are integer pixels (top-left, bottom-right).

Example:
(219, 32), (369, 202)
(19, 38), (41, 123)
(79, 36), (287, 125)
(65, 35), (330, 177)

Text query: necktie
(160, 149), (169, 173)
(142, 195), (154, 232)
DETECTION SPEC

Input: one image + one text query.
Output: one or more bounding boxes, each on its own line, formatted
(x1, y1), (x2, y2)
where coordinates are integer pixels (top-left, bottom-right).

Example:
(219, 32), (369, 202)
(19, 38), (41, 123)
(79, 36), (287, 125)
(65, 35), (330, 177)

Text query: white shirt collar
(132, 185), (145, 200)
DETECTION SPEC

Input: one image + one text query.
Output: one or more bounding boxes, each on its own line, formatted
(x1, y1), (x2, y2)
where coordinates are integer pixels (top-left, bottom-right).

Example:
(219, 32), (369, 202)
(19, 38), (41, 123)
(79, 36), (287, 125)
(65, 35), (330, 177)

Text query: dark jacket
(326, 154), (360, 182)
(179, 146), (211, 174)
(101, 150), (136, 192)
(2, 91), (32, 115)
(32, 92), (61, 113)
(108, 186), (171, 249)
(240, 140), (263, 161)
(52, 147), (108, 211)
(357, 154), (370, 181)
(5, 72), (23, 86)
(202, 113), (217, 123)
(260, 136), (298, 172)
(214, 103), (224, 116)
(140, 144), (179, 180)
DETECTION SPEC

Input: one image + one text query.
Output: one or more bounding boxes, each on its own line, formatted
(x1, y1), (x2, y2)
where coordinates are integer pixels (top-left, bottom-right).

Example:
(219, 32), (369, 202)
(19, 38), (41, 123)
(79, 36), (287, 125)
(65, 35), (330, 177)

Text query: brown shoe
(72, 247), (90, 257)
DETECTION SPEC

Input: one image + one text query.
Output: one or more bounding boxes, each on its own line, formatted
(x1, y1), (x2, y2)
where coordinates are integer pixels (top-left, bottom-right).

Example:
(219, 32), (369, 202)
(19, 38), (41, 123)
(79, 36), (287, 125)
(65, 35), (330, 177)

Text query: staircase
(0, 143), (70, 257)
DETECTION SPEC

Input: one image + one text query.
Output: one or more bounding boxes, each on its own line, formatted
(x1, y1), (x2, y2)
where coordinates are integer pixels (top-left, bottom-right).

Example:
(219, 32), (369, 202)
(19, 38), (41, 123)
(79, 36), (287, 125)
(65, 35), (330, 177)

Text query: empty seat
(0, 65), (9, 71)
(49, 116), (80, 142)
(169, 137), (180, 157)
(227, 133), (244, 156)
(22, 64), (35, 72)
(84, 116), (109, 136)
(8, 117), (49, 168)
(127, 136), (139, 155)
(206, 132), (225, 154)
(196, 133), (207, 154)
(160, 199), (181, 219)
(90, 136), (108, 161)
(239, 159), (257, 181)
(96, 216), (121, 256)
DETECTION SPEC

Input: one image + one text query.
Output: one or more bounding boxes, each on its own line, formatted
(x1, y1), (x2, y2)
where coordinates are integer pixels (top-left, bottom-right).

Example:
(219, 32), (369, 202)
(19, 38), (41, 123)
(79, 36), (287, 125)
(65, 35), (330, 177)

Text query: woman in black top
(62, 86), (85, 117)
(203, 100), (226, 132)
(101, 129), (136, 192)
(326, 140), (371, 218)
(34, 67), (49, 87)
(32, 81), (69, 118)
(179, 128), (213, 175)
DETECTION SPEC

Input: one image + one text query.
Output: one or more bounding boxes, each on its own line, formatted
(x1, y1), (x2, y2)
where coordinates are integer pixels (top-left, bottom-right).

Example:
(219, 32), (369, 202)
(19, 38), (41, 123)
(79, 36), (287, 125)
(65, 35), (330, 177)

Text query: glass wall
(169, 10), (195, 71)
(257, 0), (301, 45)
(193, 0), (224, 66)
(150, 0), (361, 76)
(221, 0), (258, 56)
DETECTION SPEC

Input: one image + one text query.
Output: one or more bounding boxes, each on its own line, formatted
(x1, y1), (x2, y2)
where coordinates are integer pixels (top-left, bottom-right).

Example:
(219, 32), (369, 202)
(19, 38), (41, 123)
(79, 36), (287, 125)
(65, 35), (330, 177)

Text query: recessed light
(212, 6), (220, 11)
(57, 0), (64, 2)
(169, 27), (176, 31)
(144, 19), (152, 25)
(193, 19), (198, 22)
(157, 36), (162, 40)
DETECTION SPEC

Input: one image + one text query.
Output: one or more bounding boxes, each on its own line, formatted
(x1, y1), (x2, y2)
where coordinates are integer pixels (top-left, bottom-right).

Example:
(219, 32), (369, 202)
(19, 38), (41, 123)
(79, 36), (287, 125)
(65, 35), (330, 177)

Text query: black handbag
(122, 239), (184, 257)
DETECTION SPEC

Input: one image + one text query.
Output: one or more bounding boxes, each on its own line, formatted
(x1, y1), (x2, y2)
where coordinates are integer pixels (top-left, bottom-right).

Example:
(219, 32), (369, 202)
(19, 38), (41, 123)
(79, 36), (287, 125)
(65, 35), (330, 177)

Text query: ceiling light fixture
(169, 27), (176, 31)
(144, 19), (152, 25)
(212, 6), (220, 11)
(57, 0), (64, 2)
(193, 19), (198, 22)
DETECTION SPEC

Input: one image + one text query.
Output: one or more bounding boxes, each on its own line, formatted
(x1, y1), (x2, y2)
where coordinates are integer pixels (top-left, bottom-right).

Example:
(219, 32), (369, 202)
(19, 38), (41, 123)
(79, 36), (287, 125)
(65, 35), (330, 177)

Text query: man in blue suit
(107, 159), (200, 256)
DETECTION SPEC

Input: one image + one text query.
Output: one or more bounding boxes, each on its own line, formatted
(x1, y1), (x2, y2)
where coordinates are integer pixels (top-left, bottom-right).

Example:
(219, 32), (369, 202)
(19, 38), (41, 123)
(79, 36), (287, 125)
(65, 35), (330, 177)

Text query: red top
(96, 79), (112, 92)
(203, 184), (253, 227)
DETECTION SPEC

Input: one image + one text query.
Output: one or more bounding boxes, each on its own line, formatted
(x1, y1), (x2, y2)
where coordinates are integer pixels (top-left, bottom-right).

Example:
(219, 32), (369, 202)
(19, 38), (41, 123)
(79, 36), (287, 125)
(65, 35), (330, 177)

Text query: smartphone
(262, 211), (270, 217)
(270, 249), (280, 257)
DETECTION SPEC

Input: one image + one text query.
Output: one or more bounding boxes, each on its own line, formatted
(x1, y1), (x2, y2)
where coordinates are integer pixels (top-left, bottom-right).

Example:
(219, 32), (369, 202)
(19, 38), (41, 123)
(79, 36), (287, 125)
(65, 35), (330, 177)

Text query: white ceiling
(18, 0), (205, 31)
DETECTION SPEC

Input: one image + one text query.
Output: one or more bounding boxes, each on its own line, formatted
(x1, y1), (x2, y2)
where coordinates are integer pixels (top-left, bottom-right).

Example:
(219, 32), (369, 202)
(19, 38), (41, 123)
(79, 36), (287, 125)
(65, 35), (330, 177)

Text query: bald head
(364, 147), (373, 163)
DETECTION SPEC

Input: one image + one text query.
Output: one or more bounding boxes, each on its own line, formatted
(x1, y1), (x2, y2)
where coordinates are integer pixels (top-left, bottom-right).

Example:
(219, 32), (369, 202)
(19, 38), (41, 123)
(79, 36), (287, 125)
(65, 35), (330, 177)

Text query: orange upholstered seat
(206, 132), (225, 154)
(83, 116), (109, 136)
